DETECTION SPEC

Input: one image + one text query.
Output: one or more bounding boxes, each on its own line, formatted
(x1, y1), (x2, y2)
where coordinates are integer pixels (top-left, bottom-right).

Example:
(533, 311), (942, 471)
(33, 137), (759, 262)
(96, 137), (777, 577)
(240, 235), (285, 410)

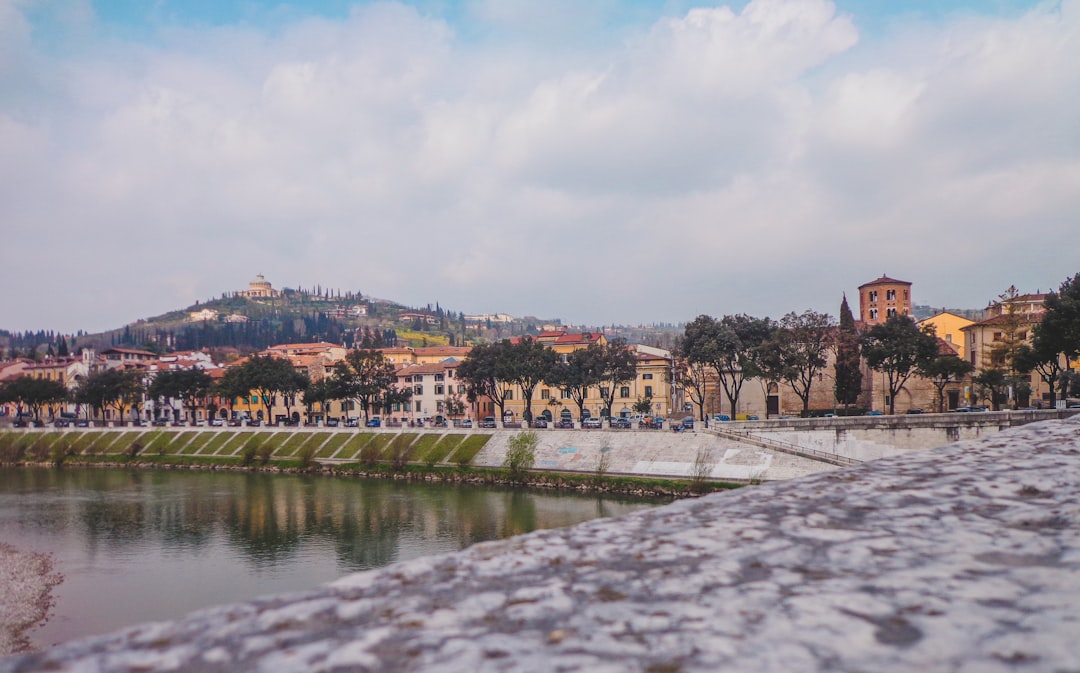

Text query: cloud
(1, 0), (1077, 333)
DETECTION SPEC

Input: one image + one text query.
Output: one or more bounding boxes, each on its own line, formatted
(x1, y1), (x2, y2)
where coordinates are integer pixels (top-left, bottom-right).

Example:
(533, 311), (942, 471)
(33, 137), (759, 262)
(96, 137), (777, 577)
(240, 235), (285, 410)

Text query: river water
(0, 467), (658, 650)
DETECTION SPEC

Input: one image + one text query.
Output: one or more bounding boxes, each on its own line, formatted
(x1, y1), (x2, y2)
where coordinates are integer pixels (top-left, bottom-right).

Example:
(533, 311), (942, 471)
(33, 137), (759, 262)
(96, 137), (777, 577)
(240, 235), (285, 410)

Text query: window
(886, 289), (896, 301)
(945, 333), (953, 342)
(435, 385), (444, 395)
(869, 290), (878, 302)
(600, 387), (609, 399)
(562, 389), (572, 399)
(505, 390), (513, 401)
(415, 401), (422, 412)
(887, 307), (897, 318)
(392, 402), (401, 412)
(436, 401), (445, 412)
(541, 389), (550, 400)
(869, 308), (879, 320)
(993, 332), (1003, 342)
(642, 373), (653, 380)
(435, 374), (445, 382)
(414, 385), (423, 395)
(458, 385), (465, 394)
(620, 386), (630, 398)
(644, 385), (653, 398)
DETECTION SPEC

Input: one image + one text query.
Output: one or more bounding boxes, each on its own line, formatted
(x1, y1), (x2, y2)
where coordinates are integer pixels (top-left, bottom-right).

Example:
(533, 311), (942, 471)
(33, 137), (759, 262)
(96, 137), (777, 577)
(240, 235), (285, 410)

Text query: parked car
(610, 417), (631, 429)
(247, 419), (262, 427)
(582, 417), (602, 429)
(531, 418), (547, 428)
(325, 418), (339, 427)
(865, 410), (884, 416)
(557, 419), (575, 429)
(75, 419), (90, 427)
(905, 409), (925, 415)
(681, 417), (695, 430)
(209, 418), (224, 427)
(712, 415), (730, 423)
(366, 417), (381, 428)
(479, 417), (497, 429)
(454, 418), (473, 428)
(53, 419), (71, 428)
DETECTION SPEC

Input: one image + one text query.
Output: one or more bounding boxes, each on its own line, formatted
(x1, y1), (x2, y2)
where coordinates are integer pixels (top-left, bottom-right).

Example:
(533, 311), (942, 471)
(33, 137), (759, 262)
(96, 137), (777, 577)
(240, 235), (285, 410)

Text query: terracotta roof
(413, 346), (472, 356)
(935, 338), (960, 357)
(398, 361), (460, 376)
(553, 332), (603, 345)
(858, 275), (911, 289)
(102, 347), (157, 357)
(964, 313), (1043, 328)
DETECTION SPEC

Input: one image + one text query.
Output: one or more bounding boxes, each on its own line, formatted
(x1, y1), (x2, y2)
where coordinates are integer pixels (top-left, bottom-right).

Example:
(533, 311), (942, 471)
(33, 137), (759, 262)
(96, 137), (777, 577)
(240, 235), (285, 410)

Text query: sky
(1, 0), (1077, 334)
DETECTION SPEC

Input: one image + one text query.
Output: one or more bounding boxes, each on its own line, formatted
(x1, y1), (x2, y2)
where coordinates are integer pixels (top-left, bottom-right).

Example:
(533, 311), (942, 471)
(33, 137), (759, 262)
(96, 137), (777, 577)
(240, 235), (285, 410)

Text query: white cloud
(1, 0), (1078, 333)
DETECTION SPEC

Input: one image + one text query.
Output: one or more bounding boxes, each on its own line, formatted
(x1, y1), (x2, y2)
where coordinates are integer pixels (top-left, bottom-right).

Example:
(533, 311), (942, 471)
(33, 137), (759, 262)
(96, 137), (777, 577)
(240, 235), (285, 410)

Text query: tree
(682, 314), (773, 420)
(834, 295), (863, 411)
(918, 351), (975, 412)
(458, 342), (513, 419)
(503, 431), (538, 482)
(546, 344), (602, 421)
(303, 378), (335, 424)
(233, 355), (309, 423)
(340, 349), (400, 423)
(982, 286), (1031, 408)
(973, 368), (1009, 410)
(760, 310), (834, 415)
(500, 338), (557, 423)
(595, 338), (638, 419)
(1015, 273), (1080, 406)
(674, 347), (710, 421)
(859, 315), (939, 414)
(215, 366), (250, 420)
(148, 368), (213, 424)
(1, 376), (68, 422)
(74, 369), (144, 423)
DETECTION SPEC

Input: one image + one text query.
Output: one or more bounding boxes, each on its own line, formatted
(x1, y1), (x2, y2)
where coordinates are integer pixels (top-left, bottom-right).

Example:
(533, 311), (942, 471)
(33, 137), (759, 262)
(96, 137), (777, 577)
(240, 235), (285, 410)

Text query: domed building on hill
(238, 274), (280, 298)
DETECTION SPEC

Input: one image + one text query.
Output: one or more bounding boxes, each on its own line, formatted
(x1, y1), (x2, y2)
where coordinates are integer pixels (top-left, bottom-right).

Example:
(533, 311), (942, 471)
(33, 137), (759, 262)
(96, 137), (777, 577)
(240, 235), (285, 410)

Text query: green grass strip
(410, 434), (441, 462)
(277, 432), (310, 457)
(336, 433), (377, 461)
(162, 431), (196, 455)
(83, 431), (116, 454)
(70, 431), (99, 453)
(218, 432), (252, 456)
(184, 431), (215, 455)
(423, 434), (466, 465)
(142, 431), (174, 455)
(304, 433), (339, 458)
(199, 432), (234, 455)
(109, 431), (145, 455)
(448, 434), (491, 466)
(265, 432), (299, 457)
(382, 433), (419, 460)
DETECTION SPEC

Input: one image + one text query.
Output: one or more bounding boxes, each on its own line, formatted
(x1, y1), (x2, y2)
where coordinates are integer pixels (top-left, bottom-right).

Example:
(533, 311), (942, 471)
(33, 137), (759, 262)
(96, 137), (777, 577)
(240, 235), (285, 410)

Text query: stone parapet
(4, 417), (1080, 672)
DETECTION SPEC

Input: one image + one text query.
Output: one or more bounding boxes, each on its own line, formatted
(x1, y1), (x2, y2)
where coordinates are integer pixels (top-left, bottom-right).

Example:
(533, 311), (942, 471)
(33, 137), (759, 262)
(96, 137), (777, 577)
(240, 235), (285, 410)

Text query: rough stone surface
(0, 546), (61, 656)
(4, 418), (1080, 673)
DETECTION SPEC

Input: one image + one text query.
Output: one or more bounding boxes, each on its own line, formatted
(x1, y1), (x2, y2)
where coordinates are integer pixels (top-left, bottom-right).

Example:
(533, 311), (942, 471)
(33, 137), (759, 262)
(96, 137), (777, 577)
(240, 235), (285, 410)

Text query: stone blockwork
(4, 418), (1080, 673)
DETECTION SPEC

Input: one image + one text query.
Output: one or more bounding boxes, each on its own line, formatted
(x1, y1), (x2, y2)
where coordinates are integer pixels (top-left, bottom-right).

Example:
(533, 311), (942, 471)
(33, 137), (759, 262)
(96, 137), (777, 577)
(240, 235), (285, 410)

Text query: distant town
(2, 272), (1078, 428)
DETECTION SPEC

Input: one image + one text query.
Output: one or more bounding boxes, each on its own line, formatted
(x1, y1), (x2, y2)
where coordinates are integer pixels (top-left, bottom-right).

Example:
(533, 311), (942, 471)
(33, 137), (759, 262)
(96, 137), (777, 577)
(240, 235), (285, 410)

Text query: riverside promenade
(4, 416), (1079, 672)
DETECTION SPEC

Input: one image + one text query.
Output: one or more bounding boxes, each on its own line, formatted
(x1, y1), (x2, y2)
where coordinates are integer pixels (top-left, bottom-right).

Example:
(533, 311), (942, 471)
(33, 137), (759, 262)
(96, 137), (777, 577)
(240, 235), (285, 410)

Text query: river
(0, 467), (659, 651)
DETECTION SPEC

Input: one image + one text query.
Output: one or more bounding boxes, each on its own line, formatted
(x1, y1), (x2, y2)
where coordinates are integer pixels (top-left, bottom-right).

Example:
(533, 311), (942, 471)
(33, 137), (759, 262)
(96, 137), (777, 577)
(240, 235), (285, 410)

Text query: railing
(705, 427), (861, 466)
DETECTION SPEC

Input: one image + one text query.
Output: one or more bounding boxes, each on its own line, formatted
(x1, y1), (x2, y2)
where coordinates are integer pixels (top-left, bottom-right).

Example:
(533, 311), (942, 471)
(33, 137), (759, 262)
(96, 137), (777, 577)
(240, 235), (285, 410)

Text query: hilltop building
(238, 274), (280, 299)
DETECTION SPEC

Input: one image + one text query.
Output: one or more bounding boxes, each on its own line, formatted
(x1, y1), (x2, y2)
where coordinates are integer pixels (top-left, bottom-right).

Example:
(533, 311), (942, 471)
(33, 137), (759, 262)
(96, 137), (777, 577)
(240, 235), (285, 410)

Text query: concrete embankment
(0, 426), (839, 482)
(4, 416), (1078, 673)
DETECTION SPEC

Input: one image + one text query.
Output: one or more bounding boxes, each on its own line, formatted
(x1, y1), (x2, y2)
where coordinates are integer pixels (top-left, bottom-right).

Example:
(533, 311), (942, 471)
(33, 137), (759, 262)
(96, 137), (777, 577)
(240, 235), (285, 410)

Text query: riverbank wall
(4, 416), (1078, 672)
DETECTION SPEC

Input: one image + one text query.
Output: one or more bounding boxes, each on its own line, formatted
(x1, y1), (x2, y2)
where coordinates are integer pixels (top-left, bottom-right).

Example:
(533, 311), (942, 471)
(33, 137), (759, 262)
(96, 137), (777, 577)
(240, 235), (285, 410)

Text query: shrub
(240, 443), (257, 466)
(359, 440), (381, 467)
(51, 441), (73, 467)
(297, 443), (318, 469)
(256, 443), (273, 465)
(126, 441), (143, 459)
(593, 447), (612, 487)
(690, 447), (715, 493)
(388, 434), (416, 471)
(503, 431), (538, 481)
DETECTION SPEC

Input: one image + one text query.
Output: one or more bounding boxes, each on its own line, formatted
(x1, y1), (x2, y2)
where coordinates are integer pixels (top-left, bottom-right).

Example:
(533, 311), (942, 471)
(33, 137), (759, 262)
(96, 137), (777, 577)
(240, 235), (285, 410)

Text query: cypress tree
(834, 294), (863, 411)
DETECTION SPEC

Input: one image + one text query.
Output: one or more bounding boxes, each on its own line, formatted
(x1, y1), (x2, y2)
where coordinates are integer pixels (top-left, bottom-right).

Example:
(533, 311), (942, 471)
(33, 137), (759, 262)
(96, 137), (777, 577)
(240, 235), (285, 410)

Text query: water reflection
(0, 468), (659, 647)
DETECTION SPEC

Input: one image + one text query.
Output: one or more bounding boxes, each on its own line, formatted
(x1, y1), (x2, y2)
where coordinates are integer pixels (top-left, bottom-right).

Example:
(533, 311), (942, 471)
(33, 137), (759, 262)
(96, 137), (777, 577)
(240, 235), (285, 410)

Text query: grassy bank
(0, 430), (742, 498)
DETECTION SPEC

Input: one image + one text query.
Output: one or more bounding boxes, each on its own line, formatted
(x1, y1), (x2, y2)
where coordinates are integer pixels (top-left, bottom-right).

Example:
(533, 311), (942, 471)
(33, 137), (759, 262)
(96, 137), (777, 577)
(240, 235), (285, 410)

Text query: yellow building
(918, 311), (974, 360)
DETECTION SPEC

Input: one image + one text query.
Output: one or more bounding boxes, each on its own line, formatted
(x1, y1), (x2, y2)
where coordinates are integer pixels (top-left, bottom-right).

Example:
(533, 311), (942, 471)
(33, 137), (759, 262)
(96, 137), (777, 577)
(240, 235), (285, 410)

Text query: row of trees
(0, 348), (412, 425)
(456, 337), (638, 422)
(679, 273), (1080, 416)
(678, 304), (972, 417)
